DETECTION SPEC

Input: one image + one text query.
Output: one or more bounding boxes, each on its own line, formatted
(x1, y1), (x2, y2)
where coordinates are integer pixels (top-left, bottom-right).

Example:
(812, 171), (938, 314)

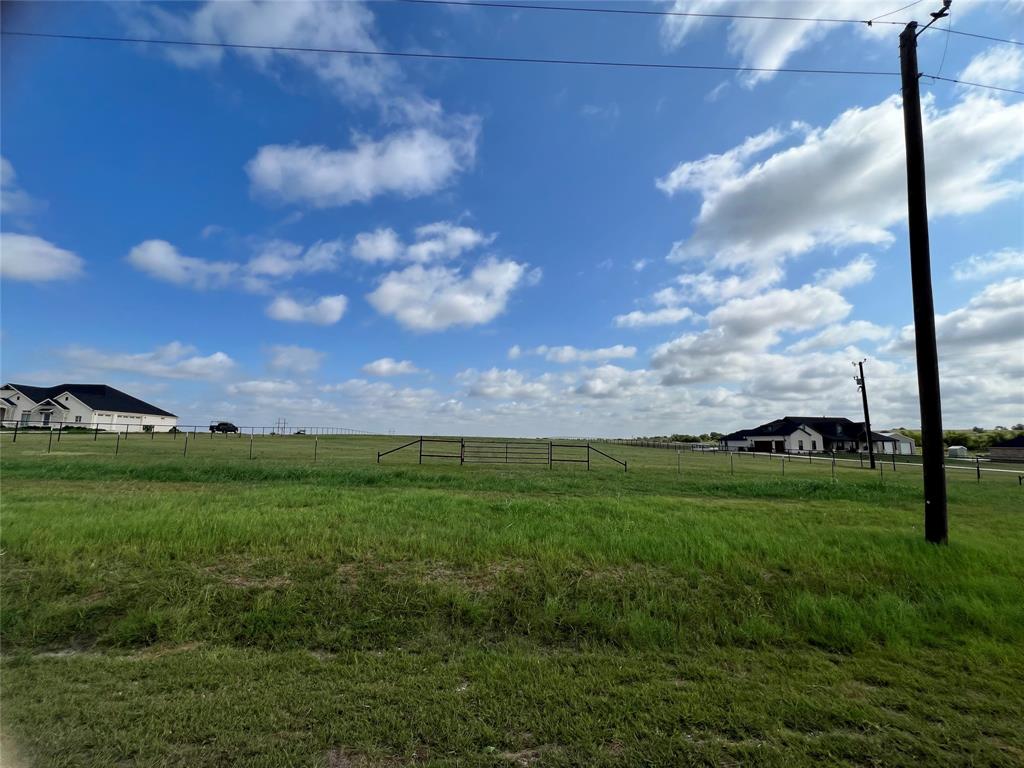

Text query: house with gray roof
(0, 383), (178, 432)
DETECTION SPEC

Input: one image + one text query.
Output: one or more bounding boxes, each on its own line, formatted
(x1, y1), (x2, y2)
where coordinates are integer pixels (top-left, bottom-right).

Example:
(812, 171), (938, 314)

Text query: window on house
(798, 440), (804, 450)
(811, 440), (817, 450)
(75, 416), (82, 423)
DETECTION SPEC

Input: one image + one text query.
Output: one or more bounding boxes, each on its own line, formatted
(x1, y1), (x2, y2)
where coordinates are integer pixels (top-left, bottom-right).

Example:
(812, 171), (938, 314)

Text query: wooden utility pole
(854, 360), (876, 470)
(900, 8), (949, 544)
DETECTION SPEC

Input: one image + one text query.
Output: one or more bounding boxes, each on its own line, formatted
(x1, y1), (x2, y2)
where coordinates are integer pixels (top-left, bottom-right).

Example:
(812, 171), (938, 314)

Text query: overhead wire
(392, 0), (1024, 46)
(2, 29), (1022, 95)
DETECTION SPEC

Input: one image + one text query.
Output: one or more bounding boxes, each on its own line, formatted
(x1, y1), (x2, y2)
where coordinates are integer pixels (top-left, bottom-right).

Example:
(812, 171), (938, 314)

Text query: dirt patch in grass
(201, 563), (292, 590)
(497, 746), (557, 766)
(325, 745), (429, 767)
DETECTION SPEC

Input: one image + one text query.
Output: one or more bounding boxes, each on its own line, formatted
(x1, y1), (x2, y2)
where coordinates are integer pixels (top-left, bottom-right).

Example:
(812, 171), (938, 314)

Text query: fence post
(892, 451), (896, 471)
(860, 452), (863, 469)
(57, 422), (62, 443)
(548, 441), (552, 469)
(47, 428), (53, 453)
(151, 426), (155, 440)
(250, 433), (254, 460)
(730, 452), (734, 475)
(976, 456), (981, 483)
(782, 458), (785, 476)
(115, 432), (120, 456)
(124, 424), (129, 441)
(831, 451), (836, 481)
(586, 443), (591, 471)
(12, 422), (18, 443)
(677, 450), (681, 475)
(314, 435), (318, 462)
(460, 437), (465, 465)
(183, 432), (188, 457)
(419, 436), (423, 465)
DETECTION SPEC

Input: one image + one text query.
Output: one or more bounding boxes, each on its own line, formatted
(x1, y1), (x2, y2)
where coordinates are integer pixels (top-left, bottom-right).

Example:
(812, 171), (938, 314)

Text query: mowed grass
(1, 433), (1023, 767)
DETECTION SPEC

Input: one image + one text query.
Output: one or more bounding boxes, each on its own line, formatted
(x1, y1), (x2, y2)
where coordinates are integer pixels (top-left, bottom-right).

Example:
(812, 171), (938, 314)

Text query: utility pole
(899, 2), (950, 544)
(854, 360), (876, 470)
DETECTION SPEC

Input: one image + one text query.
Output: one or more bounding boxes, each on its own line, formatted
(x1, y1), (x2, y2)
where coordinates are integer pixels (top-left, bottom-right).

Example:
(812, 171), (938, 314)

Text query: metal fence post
(460, 437), (465, 465)
(548, 441), (552, 469)
(314, 435), (318, 462)
(831, 451), (836, 481)
(586, 443), (591, 471)
(57, 423), (62, 443)
(419, 436), (423, 464)
(250, 433), (254, 460)
(12, 422), (18, 443)
(47, 429), (53, 453)
(730, 452), (734, 475)
(976, 456), (981, 483)
(115, 432), (120, 456)
(183, 432), (188, 457)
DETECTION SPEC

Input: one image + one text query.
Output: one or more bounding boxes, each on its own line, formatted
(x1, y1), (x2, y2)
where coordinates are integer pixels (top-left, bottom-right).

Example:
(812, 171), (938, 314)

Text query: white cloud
(268, 345), (325, 374)
(366, 258), (532, 331)
(507, 344), (522, 360)
(352, 221), (495, 264)
(613, 307), (695, 328)
(532, 344), (637, 363)
(815, 255), (877, 291)
(127, 240), (236, 289)
(246, 122), (479, 208)
(959, 45), (1024, 91)
(787, 320), (892, 353)
(352, 228), (404, 263)
(1, 157), (41, 217)
(574, 365), (652, 399)
(0, 233), (84, 282)
(456, 368), (555, 400)
(61, 341), (234, 380)
(660, 93), (1024, 272)
(227, 379), (300, 397)
(126, 0), (399, 108)
(889, 277), (1024, 353)
(659, 1), (923, 87)
(952, 248), (1024, 281)
(362, 357), (421, 376)
(246, 238), (343, 279)
(266, 294), (348, 325)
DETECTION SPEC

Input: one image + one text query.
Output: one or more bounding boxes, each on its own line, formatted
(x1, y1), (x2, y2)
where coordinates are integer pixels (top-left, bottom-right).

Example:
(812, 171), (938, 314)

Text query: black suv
(209, 421), (239, 434)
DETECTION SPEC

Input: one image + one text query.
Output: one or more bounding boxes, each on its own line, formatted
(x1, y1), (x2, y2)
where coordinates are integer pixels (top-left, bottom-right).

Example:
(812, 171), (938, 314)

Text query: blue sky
(1, 0), (1022, 436)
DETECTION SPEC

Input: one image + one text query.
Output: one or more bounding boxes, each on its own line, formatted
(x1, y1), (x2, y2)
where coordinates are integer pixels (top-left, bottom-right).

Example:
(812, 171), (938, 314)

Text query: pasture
(1, 433), (1023, 767)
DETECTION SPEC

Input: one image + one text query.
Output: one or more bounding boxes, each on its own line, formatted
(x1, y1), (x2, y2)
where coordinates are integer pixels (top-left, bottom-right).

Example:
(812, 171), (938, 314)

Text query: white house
(880, 430), (916, 455)
(720, 416), (897, 454)
(0, 383), (178, 432)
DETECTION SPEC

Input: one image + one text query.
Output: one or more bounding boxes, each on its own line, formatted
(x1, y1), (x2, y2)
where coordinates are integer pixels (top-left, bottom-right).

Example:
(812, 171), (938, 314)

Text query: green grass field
(2, 433), (1023, 767)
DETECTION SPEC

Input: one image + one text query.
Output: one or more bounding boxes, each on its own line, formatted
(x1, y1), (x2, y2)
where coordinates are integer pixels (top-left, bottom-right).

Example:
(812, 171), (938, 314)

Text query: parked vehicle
(209, 421), (238, 434)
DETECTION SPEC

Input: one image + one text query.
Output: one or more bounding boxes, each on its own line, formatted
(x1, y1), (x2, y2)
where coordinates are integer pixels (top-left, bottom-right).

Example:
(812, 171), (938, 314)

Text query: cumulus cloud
(268, 345), (325, 374)
(127, 240), (236, 289)
(888, 277), (1024, 353)
(613, 307), (696, 328)
(659, 1), (921, 87)
(246, 122), (479, 208)
(125, 0), (404, 111)
(952, 248), (1024, 281)
(0, 233), (84, 282)
(362, 357), (421, 376)
(659, 93), (1024, 272)
(352, 221), (494, 264)
(815, 255), (877, 291)
(367, 258), (533, 331)
(530, 344), (637, 363)
(959, 45), (1024, 91)
(1, 157), (42, 217)
(227, 379), (300, 397)
(266, 294), (348, 325)
(456, 368), (556, 400)
(787, 320), (892, 353)
(246, 238), (343, 279)
(61, 341), (234, 380)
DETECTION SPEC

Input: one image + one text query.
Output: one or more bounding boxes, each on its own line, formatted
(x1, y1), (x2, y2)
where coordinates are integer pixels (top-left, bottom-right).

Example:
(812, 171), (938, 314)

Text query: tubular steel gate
(376, 436), (626, 472)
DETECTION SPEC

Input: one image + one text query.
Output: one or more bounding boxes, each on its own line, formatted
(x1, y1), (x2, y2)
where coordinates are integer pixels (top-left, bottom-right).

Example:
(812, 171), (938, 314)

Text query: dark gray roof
(4, 384), (176, 418)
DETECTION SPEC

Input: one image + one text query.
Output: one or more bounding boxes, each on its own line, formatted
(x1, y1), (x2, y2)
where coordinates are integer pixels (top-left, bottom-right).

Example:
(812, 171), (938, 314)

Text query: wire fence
(0, 419), (375, 437)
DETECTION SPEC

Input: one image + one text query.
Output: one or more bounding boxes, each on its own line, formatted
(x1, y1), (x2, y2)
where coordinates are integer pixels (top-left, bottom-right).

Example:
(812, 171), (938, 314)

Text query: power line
(868, 0), (927, 23)
(396, 0), (902, 25)
(0, 30), (901, 77)
(921, 73), (1024, 95)
(936, 5), (952, 77)
(4, 29), (1021, 95)
(394, 0), (1024, 46)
